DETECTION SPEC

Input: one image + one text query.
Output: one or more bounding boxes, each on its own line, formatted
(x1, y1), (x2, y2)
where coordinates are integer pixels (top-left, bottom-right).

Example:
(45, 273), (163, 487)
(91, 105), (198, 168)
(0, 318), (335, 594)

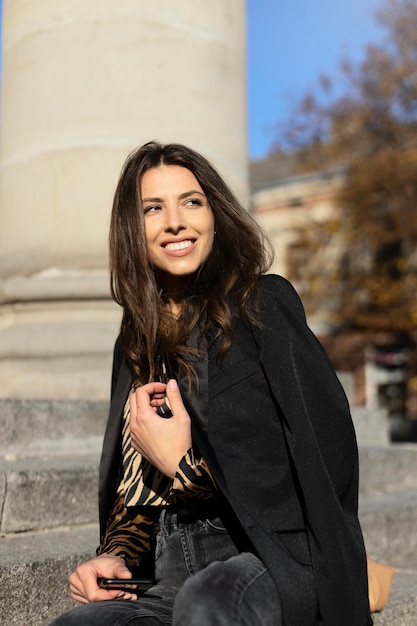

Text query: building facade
(251, 157), (417, 422)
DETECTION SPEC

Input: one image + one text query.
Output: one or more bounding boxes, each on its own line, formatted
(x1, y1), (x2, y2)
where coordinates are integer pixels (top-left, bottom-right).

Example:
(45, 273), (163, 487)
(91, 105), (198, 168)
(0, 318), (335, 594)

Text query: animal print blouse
(96, 394), (216, 568)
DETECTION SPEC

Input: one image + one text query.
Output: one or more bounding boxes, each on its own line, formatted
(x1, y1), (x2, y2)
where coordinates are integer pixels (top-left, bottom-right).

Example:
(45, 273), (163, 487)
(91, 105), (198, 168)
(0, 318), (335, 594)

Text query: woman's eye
(186, 198), (203, 207)
(144, 205), (160, 214)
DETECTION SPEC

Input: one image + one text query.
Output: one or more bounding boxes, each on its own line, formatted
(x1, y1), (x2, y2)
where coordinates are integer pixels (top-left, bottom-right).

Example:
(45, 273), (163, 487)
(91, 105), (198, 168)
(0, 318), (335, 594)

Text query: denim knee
(173, 554), (279, 626)
(173, 563), (236, 626)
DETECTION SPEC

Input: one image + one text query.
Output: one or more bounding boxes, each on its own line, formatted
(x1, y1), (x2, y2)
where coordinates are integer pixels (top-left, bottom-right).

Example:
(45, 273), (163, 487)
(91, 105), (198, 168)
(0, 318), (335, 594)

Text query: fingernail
(168, 378), (178, 390)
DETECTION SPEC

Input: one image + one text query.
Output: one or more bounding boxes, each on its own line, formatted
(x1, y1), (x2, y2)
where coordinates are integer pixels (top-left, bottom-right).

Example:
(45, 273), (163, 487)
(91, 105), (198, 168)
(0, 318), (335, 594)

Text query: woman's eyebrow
(142, 190), (206, 203)
(178, 190), (206, 200)
(142, 196), (163, 203)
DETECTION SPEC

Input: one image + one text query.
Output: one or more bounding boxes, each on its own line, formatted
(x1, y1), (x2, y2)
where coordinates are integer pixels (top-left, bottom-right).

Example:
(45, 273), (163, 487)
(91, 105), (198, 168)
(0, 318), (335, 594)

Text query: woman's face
(141, 165), (215, 292)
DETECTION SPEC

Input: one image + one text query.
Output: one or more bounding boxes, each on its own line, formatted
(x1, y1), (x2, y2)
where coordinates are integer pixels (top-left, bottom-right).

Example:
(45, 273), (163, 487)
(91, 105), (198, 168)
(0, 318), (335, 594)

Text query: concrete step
(0, 398), (108, 458)
(2, 472), (416, 561)
(0, 525), (99, 626)
(352, 406), (390, 447)
(360, 489), (417, 562)
(2, 441), (417, 544)
(3, 449), (416, 538)
(0, 451), (100, 534)
(359, 444), (417, 495)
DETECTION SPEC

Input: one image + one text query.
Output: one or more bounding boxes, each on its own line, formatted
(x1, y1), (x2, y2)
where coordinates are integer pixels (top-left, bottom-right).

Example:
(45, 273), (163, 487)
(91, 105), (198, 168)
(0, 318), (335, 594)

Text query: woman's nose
(164, 206), (184, 233)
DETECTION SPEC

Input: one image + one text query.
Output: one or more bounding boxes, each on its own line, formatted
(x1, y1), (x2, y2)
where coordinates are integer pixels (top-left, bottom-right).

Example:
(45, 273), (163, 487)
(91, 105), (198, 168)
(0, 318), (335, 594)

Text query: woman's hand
(69, 554), (136, 604)
(129, 379), (192, 478)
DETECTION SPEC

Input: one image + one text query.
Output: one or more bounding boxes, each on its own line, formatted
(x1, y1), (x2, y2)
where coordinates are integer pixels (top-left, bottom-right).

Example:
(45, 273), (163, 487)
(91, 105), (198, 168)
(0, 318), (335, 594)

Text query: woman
(51, 142), (372, 625)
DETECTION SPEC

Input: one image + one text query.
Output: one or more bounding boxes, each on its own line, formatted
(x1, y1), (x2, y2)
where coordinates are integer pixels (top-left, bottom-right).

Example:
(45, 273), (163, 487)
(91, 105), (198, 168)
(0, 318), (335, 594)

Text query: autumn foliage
(274, 0), (417, 335)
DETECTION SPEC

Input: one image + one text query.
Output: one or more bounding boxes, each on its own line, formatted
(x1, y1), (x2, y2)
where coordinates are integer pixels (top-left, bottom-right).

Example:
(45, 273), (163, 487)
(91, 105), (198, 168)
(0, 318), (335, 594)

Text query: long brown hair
(109, 141), (273, 384)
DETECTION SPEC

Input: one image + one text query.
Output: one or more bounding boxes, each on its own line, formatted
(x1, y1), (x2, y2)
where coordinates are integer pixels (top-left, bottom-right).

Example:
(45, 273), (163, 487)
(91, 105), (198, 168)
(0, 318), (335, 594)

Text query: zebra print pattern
(173, 448), (216, 501)
(97, 491), (157, 568)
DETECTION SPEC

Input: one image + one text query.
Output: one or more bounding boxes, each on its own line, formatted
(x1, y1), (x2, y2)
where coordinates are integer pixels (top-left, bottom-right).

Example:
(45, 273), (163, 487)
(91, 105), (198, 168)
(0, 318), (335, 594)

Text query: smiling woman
(107, 142), (272, 386)
(49, 141), (372, 626)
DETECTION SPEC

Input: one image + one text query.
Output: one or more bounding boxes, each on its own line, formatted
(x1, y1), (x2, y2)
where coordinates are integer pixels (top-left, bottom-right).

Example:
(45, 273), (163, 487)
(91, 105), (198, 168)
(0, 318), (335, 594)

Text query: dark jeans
(49, 510), (283, 626)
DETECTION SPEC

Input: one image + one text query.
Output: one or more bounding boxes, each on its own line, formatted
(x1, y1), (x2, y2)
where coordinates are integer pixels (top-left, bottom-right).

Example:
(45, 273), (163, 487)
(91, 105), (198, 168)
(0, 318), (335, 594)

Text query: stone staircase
(1, 400), (417, 625)
(0, 399), (106, 625)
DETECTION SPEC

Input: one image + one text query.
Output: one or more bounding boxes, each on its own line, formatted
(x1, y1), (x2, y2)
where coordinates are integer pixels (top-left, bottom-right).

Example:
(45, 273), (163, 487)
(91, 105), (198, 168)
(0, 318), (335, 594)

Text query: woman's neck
(157, 272), (192, 316)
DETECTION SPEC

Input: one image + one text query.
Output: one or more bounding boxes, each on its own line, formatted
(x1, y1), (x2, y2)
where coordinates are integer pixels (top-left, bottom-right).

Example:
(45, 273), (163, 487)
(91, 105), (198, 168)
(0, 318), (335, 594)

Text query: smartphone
(98, 577), (155, 591)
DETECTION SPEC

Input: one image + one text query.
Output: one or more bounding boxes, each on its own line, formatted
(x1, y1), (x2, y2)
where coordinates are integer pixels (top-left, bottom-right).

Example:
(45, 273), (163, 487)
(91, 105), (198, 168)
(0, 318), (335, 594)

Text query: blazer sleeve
(110, 334), (127, 398)
(254, 274), (371, 626)
(99, 336), (133, 541)
(255, 273), (359, 509)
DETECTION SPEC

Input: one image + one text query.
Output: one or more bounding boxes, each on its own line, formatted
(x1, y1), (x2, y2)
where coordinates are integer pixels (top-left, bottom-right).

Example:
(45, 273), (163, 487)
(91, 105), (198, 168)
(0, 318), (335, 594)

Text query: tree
(273, 0), (417, 338)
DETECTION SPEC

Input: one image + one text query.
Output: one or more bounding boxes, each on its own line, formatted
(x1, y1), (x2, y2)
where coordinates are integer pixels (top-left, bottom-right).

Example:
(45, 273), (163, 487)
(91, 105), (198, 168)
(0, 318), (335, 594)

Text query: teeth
(165, 240), (193, 251)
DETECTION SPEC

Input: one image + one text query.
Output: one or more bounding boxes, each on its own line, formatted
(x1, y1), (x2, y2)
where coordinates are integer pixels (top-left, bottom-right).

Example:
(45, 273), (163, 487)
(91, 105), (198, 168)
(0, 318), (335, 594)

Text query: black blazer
(98, 274), (371, 626)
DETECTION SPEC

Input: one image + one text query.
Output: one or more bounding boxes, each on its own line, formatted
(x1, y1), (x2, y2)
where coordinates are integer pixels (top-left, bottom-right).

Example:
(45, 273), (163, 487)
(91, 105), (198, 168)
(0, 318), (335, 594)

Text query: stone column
(0, 0), (248, 399)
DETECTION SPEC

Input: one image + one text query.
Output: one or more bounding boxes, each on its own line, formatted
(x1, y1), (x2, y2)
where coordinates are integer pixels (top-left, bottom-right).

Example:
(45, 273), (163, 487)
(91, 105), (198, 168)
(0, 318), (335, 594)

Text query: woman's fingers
(68, 555), (136, 604)
(129, 379), (191, 477)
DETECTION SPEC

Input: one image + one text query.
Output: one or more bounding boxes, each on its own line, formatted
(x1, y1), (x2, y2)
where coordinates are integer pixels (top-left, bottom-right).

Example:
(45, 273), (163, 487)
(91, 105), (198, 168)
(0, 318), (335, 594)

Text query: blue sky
(247, 0), (384, 157)
(0, 0), (384, 158)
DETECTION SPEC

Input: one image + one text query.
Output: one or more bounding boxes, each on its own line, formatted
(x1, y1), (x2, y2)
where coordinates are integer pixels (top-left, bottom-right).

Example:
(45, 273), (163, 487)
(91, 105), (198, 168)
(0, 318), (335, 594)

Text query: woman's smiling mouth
(163, 239), (195, 251)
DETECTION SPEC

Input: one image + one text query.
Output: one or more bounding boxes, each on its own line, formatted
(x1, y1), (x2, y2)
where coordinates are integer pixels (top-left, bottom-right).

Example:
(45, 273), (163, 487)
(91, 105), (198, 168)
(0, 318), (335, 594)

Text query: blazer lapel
(178, 323), (210, 448)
